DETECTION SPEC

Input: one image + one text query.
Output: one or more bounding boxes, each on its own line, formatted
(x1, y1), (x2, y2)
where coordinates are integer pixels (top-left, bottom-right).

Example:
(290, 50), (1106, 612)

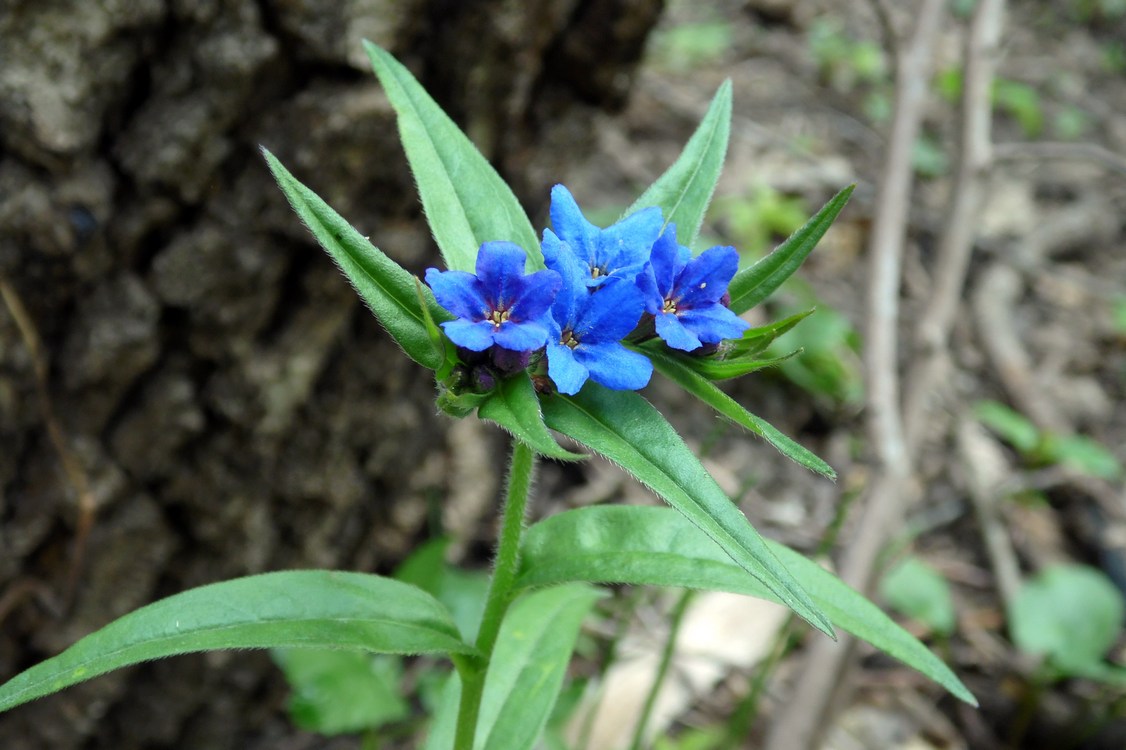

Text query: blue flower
(425, 242), (560, 352)
(545, 247), (653, 395)
(645, 227), (749, 352)
(543, 184), (664, 288)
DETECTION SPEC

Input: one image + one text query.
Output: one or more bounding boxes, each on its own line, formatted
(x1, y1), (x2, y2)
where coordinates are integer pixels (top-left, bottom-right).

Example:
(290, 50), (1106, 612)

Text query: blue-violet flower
(545, 247), (653, 395)
(425, 241), (560, 352)
(645, 226), (749, 352)
(542, 184), (664, 288)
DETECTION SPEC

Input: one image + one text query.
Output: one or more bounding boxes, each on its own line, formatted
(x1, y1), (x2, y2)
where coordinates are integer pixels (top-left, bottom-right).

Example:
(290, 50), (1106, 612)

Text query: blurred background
(1, 0), (1124, 748)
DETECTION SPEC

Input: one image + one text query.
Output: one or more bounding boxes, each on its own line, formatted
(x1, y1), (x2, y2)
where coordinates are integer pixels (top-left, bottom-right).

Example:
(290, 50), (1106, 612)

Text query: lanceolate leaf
(725, 309), (815, 358)
(516, 506), (977, 706)
(646, 346), (836, 478)
(0, 571), (473, 714)
(541, 385), (834, 638)
(477, 374), (585, 461)
(364, 41), (543, 272)
(475, 584), (603, 750)
(727, 185), (854, 314)
(264, 149), (445, 371)
(638, 340), (798, 382)
(625, 80), (732, 248)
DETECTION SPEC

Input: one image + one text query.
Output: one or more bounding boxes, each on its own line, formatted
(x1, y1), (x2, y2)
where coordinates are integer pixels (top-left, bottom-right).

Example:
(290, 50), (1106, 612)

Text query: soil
(2, 0), (1125, 748)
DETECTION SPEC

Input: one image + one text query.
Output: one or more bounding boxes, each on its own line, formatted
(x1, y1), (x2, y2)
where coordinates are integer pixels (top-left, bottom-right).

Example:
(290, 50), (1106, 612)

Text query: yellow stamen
(488, 309), (511, 328)
(662, 298), (677, 314)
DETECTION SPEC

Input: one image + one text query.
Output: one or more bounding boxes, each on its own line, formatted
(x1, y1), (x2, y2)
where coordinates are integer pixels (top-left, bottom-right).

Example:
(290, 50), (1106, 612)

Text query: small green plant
(807, 19), (888, 94)
(974, 400), (1122, 480)
(0, 42), (975, 749)
(1009, 565), (1126, 683)
(647, 20), (734, 72)
(880, 556), (958, 638)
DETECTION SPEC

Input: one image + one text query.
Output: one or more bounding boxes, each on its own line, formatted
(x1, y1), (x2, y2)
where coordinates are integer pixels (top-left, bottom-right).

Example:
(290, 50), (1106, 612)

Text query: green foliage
(640, 343), (835, 478)
(263, 149), (447, 371)
(974, 400), (1122, 479)
(726, 185), (855, 314)
(712, 185), (812, 256)
(395, 539), (492, 643)
(273, 649), (409, 735)
(807, 19), (887, 94)
(363, 42), (543, 272)
(0, 571), (473, 714)
(474, 585), (603, 750)
(516, 506), (976, 705)
(477, 373), (585, 461)
(542, 385), (835, 637)
(1010, 565), (1126, 679)
(768, 302), (864, 407)
(647, 21), (734, 72)
(880, 557), (957, 637)
(626, 80), (732, 249)
(912, 133), (950, 177)
(937, 69), (1045, 138)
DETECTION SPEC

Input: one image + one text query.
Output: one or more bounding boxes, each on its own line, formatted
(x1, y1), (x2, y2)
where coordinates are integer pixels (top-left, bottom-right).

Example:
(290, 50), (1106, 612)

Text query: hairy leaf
(365, 42), (542, 272)
(625, 81), (732, 248)
(728, 185), (854, 314)
(0, 571), (473, 714)
(517, 506), (977, 706)
(542, 385), (833, 637)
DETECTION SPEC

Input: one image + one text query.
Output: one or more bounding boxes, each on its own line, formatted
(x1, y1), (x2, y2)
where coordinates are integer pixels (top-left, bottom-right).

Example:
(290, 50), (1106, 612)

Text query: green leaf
(364, 41), (542, 272)
(0, 571), (473, 714)
(263, 149), (445, 371)
(424, 672), (461, 750)
(516, 506), (977, 706)
(541, 385), (834, 638)
(475, 584), (603, 750)
(973, 400), (1039, 453)
(640, 340), (798, 382)
(724, 309), (815, 358)
(644, 346), (836, 478)
(879, 557), (957, 637)
(273, 649), (408, 735)
(625, 81), (731, 248)
(1041, 434), (1123, 480)
(727, 185), (854, 314)
(1010, 565), (1126, 675)
(395, 538), (491, 643)
(478, 374), (585, 461)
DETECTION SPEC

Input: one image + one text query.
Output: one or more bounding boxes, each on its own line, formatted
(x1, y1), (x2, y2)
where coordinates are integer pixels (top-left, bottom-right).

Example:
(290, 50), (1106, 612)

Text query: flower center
(487, 308), (511, 328)
(662, 297), (678, 314)
(561, 330), (580, 349)
(590, 265), (607, 279)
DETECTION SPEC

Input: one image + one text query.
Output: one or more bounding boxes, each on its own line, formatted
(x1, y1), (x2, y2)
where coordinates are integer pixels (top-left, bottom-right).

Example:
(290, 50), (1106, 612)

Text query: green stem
(453, 440), (536, 750)
(628, 589), (694, 750)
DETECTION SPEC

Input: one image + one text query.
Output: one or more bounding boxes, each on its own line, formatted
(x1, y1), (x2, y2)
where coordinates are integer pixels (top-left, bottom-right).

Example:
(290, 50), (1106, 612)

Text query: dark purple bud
(720, 291), (732, 308)
(457, 347), (489, 367)
(690, 342), (720, 357)
(472, 366), (497, 392)
(490, 346), (532, 375)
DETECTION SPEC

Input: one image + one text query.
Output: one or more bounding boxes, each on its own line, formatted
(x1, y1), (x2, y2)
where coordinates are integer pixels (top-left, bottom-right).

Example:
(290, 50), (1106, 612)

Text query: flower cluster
(425, 185), (749, 396)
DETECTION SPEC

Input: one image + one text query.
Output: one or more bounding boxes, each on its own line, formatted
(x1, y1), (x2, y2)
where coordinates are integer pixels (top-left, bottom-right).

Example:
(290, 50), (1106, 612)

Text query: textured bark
(0, 1), (663, 746)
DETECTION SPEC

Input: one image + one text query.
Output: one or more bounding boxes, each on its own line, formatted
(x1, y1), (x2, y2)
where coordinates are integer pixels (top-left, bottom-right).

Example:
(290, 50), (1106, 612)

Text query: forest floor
(534, 1), (1126, 748)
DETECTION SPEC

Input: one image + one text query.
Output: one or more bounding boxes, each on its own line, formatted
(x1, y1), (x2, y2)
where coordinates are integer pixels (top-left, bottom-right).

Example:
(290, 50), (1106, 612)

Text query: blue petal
(655, 312), (703, 352)
(601, 207), (663, 263)
(647, 227), (681, 311)
(509, 268), (561, 324)
(574, 278), (647, 344)
(476, 241), (531, 310)
(579, 342), (653, 391)
(493, 320), (551, 352)
(426, 268), (489, 320)
(677, 305), (749, 344)
(675, 246), (739, 308)
(441, 319), (497, 351)
(549, 185), (599, 266)
(547, 243), (590, 331)
(546, 341), (590, 395)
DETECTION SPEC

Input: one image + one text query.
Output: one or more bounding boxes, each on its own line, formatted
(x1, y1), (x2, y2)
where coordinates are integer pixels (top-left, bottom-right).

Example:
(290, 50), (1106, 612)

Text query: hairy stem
(453, 439), (536, 750)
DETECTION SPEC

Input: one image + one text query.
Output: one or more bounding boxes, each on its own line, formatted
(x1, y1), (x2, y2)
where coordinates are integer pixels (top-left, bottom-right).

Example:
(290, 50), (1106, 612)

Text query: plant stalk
(452, 439), (536, 750)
